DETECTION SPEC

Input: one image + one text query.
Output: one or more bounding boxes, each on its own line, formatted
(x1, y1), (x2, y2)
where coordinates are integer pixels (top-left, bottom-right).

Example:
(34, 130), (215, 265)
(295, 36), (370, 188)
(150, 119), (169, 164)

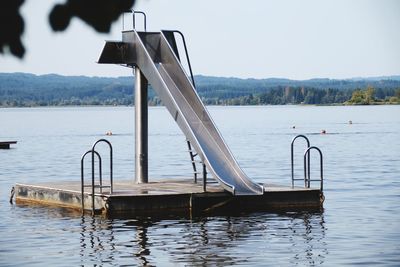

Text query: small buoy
(106, 131), (113, 136)
(321, 129), (326, 134)
(349, 120), (353, 124)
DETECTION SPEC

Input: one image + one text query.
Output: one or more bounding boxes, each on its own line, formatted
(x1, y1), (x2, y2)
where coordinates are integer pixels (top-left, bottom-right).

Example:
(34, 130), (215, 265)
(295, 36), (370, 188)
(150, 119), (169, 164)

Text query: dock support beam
(135, 67), (148, 183)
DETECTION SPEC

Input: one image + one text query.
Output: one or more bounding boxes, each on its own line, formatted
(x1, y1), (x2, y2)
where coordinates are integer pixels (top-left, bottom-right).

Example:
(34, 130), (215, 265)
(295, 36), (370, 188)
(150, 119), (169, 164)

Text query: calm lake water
(0, 105), (399, 266)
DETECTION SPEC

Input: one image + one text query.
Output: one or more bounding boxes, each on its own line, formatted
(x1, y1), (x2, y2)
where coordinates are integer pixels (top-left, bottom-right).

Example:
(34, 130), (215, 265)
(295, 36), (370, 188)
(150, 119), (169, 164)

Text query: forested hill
(0, 72), (399, 107)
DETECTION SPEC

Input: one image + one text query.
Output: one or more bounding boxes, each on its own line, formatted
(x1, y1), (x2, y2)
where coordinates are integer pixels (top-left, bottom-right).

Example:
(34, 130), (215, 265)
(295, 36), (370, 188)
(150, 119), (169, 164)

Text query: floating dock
(12, 11), (325, 218)
(0, 141), (17, 149)
(14, 179), (323, 217)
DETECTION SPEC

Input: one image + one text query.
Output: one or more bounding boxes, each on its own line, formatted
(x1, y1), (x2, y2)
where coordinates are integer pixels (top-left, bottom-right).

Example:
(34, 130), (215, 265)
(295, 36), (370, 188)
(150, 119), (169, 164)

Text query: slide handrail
(161, 30), (196, 88)
(123, 10), (147, 31)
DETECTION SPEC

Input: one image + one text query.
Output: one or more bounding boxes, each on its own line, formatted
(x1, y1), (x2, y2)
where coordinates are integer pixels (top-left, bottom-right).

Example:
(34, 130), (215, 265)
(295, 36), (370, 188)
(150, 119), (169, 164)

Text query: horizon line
(1, 71), (400, 81)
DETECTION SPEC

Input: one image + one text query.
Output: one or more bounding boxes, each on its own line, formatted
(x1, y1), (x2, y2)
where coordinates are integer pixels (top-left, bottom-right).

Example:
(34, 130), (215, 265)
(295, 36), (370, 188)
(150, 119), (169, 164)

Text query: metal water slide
(98, 30), (264, 195)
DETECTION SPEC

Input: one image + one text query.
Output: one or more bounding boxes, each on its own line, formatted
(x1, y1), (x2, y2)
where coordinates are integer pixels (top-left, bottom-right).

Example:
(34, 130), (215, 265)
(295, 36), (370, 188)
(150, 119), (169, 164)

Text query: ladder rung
(200, 179), (216, 183)
(83, 185), (111, 188)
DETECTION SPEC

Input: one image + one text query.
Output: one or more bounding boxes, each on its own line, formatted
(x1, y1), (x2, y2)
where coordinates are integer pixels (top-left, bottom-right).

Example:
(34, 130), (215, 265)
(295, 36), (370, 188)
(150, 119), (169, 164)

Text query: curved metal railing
(163, 30), (196, 88)
(304, 146), (324, 191)
(291, 134), (310, 188)
(123, 10), (147, 31)
(80, 139), (113, 214)
(291, 134), (324, 191)
(81, 150), (102, 214)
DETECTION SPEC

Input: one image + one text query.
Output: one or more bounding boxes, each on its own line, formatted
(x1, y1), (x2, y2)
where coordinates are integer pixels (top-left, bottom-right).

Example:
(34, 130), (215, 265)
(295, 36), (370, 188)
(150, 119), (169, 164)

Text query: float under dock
(14, 179), (323, 217)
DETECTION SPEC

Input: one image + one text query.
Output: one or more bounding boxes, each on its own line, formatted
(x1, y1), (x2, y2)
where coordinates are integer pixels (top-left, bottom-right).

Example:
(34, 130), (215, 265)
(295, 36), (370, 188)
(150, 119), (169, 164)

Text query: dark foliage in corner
(49, 0), (135, 32)
(0, 0), (25, 58)
(0, 0), (135, 58)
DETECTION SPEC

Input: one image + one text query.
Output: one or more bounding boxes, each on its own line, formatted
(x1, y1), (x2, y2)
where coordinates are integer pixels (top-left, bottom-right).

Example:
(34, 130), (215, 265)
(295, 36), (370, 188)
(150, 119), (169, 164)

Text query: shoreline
(1, 102), (399, 109)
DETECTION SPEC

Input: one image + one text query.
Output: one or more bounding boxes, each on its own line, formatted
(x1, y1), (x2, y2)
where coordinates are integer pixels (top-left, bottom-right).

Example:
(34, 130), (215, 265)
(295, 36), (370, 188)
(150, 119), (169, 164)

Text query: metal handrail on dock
(291, 135), (310, 188)
(291, 134), (324, 191)
(81, 150), (102, 214)
(91, 139), (113, 194)
(304, 146), (324, 192)
(80, 139), (114, 214)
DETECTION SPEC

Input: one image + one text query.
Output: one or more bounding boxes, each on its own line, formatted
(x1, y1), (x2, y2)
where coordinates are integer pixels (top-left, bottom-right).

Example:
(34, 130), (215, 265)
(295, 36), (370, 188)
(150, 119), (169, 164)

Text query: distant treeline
(201, 86), (400, 105)
(0, 73), (399, 107)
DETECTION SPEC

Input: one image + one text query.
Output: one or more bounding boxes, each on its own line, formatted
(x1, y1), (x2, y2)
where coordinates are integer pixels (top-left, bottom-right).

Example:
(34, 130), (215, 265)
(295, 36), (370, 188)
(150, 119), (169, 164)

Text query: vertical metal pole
(132, 11), (136, 30)
(91, 150), (95, 215)
(110, 147), (113, 193)
(291, 144), (294, 188)
(98, 155), (102, 193)
(135, 67), (148, 183)
(81, 157), (85, 214)
(307, 148), (311, 188)
(304, 151), (308, 188)
(203, 163), (207, 192)
(320, 154), (323, 192)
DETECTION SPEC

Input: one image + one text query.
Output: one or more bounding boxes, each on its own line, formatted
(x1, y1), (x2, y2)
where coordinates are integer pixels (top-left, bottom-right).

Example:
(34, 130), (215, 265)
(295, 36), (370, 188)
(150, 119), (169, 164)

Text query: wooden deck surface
(17, 178), (316, 196)
(14, 178), (323, 217)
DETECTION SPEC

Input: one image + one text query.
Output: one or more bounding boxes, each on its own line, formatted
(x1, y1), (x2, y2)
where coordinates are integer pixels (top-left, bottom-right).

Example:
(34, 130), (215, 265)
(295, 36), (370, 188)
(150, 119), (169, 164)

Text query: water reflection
(79, 217), (117, 266)
(78, 212), (327, 266)
(287, 212), (327, 266)
(128, 220), (152, 266)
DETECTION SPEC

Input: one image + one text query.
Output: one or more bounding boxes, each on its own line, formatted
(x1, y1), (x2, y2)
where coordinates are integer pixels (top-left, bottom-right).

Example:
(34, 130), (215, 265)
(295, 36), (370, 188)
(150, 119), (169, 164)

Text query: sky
(0, 0), (399, 80)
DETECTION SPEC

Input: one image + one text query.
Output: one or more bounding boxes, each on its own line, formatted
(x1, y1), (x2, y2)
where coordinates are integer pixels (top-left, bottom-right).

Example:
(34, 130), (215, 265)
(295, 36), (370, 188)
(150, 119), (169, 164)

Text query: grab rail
(170, 30), (195, 87)
(80, 139), (113, 214)
(123, 10), (147, 31)
(81, 150), (102, 214)
(161, 30), (196, 88)
(91, 139), (113, 194)
(304, 146), (324, 191)
(291, 135), (310, 188)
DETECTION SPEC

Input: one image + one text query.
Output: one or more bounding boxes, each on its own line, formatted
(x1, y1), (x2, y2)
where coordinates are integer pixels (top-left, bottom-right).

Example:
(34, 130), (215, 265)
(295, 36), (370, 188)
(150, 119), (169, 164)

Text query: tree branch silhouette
(0, 0), (135, 59)
(0, 0), (25, 58)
